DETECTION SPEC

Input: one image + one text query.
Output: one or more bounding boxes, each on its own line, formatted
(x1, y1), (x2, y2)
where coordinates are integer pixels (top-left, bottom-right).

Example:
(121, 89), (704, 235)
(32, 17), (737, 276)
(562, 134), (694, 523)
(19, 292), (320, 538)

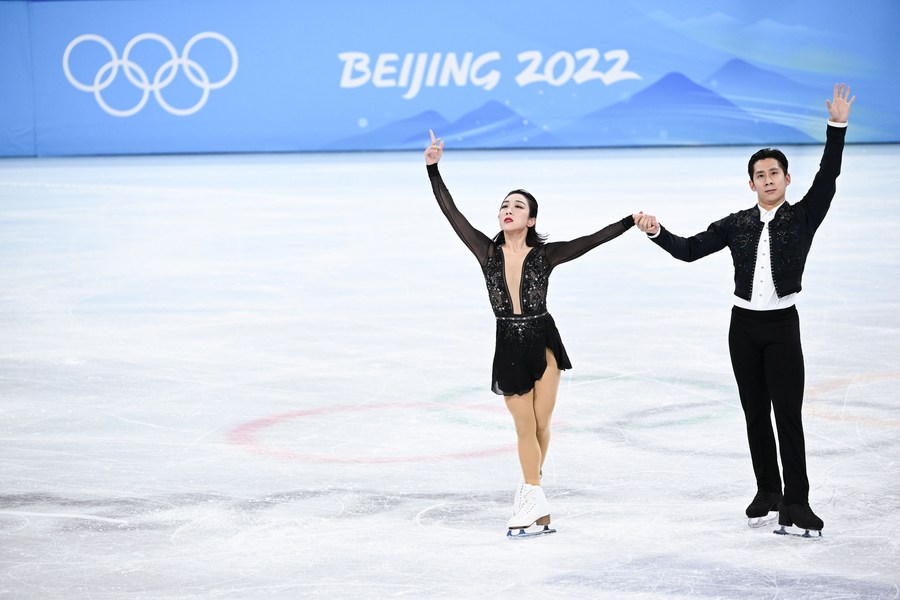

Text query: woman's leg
(533, 348), (560, 473)
(505, 389), (541, 485)
(504, 349), (561, 485)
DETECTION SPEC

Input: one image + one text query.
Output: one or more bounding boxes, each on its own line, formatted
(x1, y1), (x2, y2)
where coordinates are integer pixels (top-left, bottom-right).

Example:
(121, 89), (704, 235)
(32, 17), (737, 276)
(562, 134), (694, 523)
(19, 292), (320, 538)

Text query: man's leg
(729, 308), (782, 494)
(764, 309), (808, 505)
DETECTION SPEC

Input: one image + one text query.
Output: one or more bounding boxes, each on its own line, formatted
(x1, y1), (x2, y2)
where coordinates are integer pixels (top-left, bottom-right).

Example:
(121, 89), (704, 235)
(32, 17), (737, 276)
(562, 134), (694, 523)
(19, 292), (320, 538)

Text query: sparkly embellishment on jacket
(649, 124), (847, 301)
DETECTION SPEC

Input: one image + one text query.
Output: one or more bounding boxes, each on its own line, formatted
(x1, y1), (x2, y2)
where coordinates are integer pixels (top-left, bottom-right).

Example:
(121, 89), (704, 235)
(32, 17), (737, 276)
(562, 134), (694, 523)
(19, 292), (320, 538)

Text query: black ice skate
(745, 490), (782, 528)
(774, 502), (823, 539)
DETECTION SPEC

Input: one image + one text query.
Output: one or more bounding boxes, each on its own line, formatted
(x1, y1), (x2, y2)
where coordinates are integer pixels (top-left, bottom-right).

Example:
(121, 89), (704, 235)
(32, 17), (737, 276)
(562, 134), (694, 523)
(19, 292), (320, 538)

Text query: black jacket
(650, 124), (846, 301)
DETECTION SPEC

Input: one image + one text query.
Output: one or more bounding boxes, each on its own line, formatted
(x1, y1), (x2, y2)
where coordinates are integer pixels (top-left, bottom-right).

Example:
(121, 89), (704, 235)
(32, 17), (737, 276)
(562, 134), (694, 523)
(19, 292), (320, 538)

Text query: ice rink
(1, 141), (898, 598)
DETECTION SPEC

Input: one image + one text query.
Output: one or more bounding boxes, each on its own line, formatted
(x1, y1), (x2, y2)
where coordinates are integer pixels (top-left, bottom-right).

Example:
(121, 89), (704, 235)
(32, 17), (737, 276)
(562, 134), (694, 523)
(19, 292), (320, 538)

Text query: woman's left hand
(425, 129), (444, 165)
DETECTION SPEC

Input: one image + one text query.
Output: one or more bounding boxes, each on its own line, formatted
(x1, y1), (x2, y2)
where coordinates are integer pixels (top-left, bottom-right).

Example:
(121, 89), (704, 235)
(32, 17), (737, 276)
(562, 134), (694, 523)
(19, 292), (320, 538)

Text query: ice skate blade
(774, 525), (822, 539)
(747, 512), (779, 528)
(507, 525), (557, 539)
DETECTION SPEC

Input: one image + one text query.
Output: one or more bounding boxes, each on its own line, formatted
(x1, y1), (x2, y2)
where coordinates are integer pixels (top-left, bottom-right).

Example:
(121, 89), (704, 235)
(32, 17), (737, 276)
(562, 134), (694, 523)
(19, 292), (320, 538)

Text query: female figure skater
(425, 130), (638, 535)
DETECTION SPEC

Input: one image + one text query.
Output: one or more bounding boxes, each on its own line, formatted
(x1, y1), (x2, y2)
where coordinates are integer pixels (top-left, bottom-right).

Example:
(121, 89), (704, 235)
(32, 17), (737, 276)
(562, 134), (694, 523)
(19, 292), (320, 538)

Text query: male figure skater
(635, 84), (855, 535)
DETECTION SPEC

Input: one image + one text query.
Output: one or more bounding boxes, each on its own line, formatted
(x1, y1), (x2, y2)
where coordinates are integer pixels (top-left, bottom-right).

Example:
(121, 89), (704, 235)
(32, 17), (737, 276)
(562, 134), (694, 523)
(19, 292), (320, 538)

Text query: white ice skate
(512, 471), (541, 513)
(506, 483), (555, 539)
(512, 479), (526, 514)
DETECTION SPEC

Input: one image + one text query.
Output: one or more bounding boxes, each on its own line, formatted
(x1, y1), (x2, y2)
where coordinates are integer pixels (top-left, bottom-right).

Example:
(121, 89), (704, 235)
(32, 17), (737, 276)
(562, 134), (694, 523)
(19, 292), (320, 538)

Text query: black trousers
(728, 305), (809, 504)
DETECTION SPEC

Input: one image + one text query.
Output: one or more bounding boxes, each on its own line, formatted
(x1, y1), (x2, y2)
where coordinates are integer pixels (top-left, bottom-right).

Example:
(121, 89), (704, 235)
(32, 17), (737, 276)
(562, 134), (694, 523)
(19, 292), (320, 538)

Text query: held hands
(633, 211), (659, 235)
(425, 129), (444, 165)
(826, 83), (855, 123)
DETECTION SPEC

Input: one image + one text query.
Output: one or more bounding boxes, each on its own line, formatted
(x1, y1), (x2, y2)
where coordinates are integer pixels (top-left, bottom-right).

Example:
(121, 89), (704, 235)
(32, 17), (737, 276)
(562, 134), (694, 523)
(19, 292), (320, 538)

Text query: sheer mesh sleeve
(544, 216), (634, 268)
(427, 163), (493, 265)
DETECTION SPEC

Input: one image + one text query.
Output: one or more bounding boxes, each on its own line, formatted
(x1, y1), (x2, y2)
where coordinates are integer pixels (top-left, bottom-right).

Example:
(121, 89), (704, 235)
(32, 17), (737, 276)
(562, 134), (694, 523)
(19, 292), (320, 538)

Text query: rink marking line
(227, 402), (516, 463)
(0, 510), (128, 524)
(806, 372), (900, 427)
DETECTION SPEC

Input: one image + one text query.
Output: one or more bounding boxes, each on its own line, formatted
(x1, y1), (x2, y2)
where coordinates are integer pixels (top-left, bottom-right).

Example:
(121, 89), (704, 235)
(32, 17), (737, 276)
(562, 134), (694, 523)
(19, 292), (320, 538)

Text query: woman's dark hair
(493, 189), (547, 247)
(748, 148), (789, 180)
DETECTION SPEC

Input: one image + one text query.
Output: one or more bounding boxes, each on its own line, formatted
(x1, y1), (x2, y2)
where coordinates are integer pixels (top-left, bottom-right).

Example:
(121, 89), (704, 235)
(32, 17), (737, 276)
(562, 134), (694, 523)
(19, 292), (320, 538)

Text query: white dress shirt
(732, 204), (797, 311)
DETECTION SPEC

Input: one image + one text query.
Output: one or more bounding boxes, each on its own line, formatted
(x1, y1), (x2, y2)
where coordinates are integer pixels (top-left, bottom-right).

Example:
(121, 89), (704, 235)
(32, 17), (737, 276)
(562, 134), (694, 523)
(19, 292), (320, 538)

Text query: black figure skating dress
(428, 163), (634, 396)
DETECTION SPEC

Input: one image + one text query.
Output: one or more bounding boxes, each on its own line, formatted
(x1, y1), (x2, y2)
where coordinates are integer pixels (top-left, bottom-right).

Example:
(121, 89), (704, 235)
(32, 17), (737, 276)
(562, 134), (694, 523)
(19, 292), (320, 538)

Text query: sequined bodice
(483, 246), (550, 316)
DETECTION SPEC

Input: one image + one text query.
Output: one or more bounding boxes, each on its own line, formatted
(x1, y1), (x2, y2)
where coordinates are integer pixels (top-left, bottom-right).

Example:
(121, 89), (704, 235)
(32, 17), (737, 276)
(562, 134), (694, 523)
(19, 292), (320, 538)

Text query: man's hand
(425, 129), (444, 165)
(827, 83), (855, 123)
(633, 211), (660, 235)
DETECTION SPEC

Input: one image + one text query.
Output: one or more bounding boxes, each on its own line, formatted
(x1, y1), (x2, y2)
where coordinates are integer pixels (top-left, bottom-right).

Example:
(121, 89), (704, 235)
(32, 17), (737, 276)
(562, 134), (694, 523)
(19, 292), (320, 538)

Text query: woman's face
(498, 193), (536, 232)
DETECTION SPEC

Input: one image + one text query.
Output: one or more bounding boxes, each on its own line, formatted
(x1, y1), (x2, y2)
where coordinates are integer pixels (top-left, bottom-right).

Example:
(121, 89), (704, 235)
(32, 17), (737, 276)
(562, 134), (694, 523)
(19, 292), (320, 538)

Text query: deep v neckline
(500, 245), (534, 315)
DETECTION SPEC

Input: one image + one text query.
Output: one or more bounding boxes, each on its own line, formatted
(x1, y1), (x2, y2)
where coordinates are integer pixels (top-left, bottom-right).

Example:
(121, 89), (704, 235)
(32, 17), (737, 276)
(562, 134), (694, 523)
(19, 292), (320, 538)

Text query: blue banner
(2, 0), (898, 156)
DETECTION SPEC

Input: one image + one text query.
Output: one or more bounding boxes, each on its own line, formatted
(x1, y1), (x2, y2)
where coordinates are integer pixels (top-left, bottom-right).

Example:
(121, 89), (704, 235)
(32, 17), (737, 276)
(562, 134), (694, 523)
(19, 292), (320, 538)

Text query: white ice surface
(1, 144), (898, 599)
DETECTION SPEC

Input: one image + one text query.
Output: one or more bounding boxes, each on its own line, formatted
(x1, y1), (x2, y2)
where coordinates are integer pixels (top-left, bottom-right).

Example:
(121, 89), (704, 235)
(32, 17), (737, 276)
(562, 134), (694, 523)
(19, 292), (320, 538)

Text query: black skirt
(491, 312), (571, 396)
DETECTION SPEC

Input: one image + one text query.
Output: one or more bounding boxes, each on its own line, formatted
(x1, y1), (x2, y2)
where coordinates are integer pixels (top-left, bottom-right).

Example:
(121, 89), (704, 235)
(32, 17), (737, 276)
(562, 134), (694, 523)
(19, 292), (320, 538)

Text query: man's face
(749, 158), (791, 209)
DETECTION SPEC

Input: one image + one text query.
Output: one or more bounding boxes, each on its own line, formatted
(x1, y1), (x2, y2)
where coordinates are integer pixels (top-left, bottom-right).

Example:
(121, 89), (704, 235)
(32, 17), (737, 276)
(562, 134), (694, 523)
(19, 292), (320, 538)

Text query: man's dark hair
(748, 148), (789, 180)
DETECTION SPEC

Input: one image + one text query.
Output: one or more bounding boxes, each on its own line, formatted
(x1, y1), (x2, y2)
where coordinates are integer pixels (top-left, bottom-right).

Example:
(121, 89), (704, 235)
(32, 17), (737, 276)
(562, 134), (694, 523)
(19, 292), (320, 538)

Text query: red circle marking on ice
(227, 402), (515, 463)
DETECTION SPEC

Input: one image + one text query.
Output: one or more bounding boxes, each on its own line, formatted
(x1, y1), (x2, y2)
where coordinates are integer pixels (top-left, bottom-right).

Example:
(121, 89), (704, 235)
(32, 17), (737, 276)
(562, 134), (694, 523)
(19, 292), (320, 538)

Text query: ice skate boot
(745, 490), (782, 528)
(774, 502), (823, 539)
(506, 483), (555, 539)
(512, 479), (526, 514)
(512, 472), (541, 514)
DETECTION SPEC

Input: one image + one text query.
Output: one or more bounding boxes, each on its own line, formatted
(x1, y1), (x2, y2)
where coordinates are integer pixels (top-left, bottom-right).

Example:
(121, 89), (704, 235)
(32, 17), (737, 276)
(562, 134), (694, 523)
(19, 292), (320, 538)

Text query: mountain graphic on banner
(427, 100), (560, 148)
(330, 101), (560, 151)
(703, 59), (825, 133)
(328, 110), (450, 151)
(553, 71), (814, 146)
(330, 70), (819, 151)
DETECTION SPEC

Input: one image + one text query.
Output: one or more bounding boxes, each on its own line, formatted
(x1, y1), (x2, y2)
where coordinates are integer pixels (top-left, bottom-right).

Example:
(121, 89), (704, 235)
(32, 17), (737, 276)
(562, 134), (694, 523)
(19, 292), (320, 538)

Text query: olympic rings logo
(63, 32), (238, 117)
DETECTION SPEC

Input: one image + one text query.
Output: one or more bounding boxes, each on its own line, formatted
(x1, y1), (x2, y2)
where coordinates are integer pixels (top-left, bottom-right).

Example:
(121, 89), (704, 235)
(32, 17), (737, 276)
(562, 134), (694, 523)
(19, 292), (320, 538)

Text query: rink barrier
(1, 0), (897, 157)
